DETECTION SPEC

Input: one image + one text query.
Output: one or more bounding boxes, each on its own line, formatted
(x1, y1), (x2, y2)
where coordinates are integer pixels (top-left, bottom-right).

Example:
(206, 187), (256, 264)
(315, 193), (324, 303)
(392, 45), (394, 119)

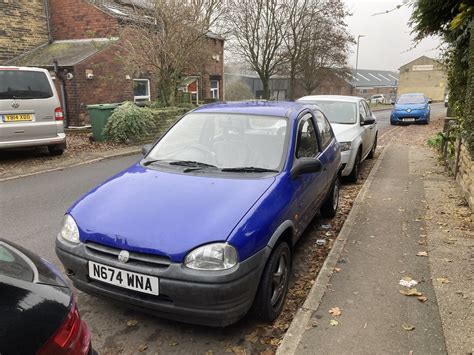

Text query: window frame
(210, 80), (219, 99)
(133, 79), (151, 102)
(294, 113), (320, 160)
(314, 110), (335, 151)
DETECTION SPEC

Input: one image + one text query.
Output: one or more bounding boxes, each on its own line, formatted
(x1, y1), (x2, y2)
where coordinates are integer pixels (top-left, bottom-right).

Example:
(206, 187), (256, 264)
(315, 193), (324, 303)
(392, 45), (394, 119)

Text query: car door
(362, 100), (377, 151)
(358, 100), (372, 158)
(291, 113), (324, 233)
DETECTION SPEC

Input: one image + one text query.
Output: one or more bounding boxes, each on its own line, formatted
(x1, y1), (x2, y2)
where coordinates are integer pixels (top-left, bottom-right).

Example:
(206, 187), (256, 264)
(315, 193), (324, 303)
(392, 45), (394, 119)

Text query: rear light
(37, 301), (91, 355)
(55, 107), (64, 121)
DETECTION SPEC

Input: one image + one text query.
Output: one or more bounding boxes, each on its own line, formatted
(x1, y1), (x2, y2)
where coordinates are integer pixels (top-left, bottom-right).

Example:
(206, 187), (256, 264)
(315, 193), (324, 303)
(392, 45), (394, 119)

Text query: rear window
(0, 243), (34, 282)
(0, 70), (53, 100)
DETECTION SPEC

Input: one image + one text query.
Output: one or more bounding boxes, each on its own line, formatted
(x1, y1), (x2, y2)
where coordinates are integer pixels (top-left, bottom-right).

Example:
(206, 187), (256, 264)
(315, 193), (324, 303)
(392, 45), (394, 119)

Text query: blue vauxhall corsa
(390, 93), (431, 125)
(56, 101), (341, 326)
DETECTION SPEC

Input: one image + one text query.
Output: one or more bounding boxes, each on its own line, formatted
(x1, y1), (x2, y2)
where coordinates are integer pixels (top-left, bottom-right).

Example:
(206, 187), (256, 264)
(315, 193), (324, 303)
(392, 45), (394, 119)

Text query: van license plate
(4, 114), (33, 122)
(88, 261), (159, 295)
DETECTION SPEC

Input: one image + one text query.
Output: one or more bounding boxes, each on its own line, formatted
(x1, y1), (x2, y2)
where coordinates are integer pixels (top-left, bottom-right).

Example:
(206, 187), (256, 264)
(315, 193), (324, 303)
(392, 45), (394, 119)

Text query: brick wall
(0, 0), (49, 64)
(202, 38), (225, 101)
(456, 143), (474, 211)
(65, 44), (157, 126)
(48, 0), (118, 40)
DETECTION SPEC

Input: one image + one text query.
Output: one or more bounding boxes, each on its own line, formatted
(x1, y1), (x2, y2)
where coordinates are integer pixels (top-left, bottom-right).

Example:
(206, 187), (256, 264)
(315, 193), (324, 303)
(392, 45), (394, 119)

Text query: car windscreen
(301, 101), (357, 124)
(0, 70), (53, 100)
(148, 113), (288, 171)
(397, 95), (425, 104)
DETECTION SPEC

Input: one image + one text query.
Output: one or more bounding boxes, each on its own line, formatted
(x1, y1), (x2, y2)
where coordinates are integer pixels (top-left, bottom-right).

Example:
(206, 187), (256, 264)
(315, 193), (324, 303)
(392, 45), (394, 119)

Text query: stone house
(1, 0), (224, 127)
(398, 56), (447, 101)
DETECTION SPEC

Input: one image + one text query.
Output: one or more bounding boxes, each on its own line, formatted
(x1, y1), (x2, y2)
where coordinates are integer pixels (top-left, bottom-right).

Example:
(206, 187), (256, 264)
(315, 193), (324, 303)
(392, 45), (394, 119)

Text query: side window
(296, 115), (319, 158)
(362, 101), (373, 118)
(315, 111), (334, 150)
(359, 101), (368, 120)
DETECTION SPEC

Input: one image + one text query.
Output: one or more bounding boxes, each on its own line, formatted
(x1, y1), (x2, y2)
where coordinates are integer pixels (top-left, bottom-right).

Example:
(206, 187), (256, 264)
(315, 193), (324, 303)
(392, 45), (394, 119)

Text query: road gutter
(0, 148), (141, 182)
(276, 142), (391, 355)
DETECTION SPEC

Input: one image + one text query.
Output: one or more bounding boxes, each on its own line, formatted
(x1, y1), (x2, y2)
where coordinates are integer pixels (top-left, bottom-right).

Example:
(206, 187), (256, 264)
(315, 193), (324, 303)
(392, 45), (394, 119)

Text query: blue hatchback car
(390, 93), (431, 125)
(56, 101), (341, 326)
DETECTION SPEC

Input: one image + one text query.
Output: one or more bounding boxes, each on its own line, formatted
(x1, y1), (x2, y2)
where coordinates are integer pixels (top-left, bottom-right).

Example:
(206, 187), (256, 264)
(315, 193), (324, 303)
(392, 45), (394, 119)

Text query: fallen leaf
(206, 351), (214, 355)
(402, 324), (415, 331)
(443, 258), (453, 262)
(436, 277), (450, 284)
(329, 319), (339, 326)
(329, 307), (342, 316)
(369, 235), (375, 238)
(334, 268), (341, 272)
(228, 346), (246, 354)
(169, 341), (179, 346)
(399, 288), (423, 297)
(398, 208), (405, 212)
(417, 295), (428, 302)
(127, 320), (138, 327)
(415, 218), (422, 222)
(416, 251), (428, 257)
(138, 344), (148, 352)
(383, 198), (393, 201)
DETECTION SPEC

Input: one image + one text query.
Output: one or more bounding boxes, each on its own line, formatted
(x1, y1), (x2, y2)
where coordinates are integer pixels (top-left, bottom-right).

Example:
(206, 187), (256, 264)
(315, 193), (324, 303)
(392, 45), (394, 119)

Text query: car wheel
(48, 144), (64, 156)
(367, 134), (377, 159)
(253, 242), (291, 322)
(390, 121), (396, 125)
(321, 176), (339, 218)
(347, 150), (361, 183)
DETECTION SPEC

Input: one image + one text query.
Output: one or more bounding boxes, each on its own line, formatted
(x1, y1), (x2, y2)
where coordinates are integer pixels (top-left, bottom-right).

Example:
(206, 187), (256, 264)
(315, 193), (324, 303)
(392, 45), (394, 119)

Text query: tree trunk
(288, 62), (297, 100)
(262, 77), (270, 100)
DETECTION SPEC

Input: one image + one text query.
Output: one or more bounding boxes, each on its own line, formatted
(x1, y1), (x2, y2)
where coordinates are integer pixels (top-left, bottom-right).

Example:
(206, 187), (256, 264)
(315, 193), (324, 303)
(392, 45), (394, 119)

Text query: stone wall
(456, 142), (474, 211)
(0, 0), (49, 64)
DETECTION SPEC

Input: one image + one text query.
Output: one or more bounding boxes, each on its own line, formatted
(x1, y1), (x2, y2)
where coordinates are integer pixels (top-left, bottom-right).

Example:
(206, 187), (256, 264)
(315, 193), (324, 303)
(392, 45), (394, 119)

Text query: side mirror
(291, 158), (322, 178)
(428, 99), (433, 104)
(362, 118), (376, 125)
(142, 143), (153, 156)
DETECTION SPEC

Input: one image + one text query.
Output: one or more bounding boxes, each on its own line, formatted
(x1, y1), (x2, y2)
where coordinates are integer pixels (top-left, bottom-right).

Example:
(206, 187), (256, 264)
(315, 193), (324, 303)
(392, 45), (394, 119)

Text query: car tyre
(347, 150), (361, 183)
(48, 144), (64, 156)
(253, 242), (291, 322)
(367, 134), (377, 159)
(321, 176), (339, 218)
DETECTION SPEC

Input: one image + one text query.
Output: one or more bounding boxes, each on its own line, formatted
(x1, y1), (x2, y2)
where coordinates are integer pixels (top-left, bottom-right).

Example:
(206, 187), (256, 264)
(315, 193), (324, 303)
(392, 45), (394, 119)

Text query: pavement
(277, 117), (473, 354)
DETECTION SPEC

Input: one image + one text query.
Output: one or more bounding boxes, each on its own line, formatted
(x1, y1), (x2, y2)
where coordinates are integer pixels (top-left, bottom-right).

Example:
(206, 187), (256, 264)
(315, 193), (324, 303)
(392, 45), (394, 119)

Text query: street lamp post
(354, 34), (365, 96)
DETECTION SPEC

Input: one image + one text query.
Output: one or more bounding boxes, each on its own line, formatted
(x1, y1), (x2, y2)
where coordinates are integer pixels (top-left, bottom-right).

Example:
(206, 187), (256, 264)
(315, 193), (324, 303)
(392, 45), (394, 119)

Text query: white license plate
(88, 261), (159, 295)
(403, 118), (415, 122)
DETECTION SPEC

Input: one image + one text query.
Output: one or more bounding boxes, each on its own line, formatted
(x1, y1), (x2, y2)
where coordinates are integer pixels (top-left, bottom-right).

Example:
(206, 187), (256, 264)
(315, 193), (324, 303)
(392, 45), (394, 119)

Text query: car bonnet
(68, 164), (276, 262)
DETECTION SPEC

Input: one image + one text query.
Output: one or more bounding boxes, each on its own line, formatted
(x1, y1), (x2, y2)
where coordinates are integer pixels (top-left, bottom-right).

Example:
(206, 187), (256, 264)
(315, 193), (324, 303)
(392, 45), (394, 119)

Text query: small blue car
(390, 93), (431, 125)
(56, 101), (341, 326)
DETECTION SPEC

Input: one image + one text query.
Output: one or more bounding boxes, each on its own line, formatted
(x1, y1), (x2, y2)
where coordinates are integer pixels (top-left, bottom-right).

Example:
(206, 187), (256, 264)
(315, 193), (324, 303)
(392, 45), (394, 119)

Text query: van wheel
(367, 134), (377, 159)
(48, 144), (64, 156)
(347, 150), (361, 183)
(253, 242), (291, 322)
(321, 176), (339, 218)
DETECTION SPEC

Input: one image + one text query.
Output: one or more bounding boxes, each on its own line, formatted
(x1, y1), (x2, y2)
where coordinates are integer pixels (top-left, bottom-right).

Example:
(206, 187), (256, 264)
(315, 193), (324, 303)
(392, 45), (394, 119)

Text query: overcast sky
(344, 0), (442, 72)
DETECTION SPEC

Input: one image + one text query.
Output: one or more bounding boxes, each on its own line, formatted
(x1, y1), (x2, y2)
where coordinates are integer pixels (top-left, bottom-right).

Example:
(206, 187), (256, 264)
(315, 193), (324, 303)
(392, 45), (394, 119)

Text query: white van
(0, 66), (66, 155)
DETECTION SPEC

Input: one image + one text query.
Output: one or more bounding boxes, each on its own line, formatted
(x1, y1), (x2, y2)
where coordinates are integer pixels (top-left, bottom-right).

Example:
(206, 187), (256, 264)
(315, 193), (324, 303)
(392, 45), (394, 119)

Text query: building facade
(3, 0), (224, 127)
(398, 56), (447, 101)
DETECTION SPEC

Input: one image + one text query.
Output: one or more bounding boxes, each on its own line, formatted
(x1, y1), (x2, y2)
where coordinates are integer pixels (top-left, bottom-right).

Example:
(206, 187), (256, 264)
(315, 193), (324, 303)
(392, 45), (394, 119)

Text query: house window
(133, 79), (150, 102)
(210, 80), (219, 99)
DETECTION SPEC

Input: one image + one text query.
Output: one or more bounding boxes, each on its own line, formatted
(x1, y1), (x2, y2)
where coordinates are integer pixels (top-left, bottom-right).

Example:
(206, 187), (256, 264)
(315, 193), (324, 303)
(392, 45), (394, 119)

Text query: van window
(0, 70), (53, 100)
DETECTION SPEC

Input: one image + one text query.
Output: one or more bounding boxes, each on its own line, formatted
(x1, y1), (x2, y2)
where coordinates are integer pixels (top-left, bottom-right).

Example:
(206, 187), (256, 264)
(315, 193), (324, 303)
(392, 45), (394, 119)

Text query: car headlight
(58, 214), (80, 244)
(184, 243), (238, 270)
(339, 142), (352, 151)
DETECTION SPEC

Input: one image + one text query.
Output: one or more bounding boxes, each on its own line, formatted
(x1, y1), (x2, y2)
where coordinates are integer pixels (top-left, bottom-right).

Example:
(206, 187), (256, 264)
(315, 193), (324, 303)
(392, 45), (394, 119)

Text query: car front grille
(85, 241), (171, 269)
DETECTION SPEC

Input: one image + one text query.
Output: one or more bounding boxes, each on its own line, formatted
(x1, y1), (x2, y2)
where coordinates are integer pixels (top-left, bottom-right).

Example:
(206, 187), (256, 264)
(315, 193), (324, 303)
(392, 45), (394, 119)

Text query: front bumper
(340, 149), (355, 176)
(56, 239), (270, 327)
(390, 110), (429, 124)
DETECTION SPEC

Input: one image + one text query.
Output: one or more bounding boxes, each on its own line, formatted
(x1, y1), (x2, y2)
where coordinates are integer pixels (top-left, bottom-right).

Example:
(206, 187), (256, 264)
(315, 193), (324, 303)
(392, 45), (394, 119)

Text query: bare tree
(283, 0), (350, 99)
(119, 0), (223, 106)
(226, 0), (286, 100)
(298, 9), (353, 95)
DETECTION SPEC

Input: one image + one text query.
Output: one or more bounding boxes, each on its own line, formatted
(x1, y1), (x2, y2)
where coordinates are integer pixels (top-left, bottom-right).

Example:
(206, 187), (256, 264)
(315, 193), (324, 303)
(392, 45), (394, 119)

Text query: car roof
(192, 100), (307, 119)
(0, 66), (50, 74)
(297, 95), (363, 103)
(399, 93), (425, 97)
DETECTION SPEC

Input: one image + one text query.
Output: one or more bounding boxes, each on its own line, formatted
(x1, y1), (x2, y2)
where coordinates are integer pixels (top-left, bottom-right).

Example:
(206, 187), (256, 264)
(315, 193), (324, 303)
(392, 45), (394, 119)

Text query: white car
(369, 94), (385, 104)
(297, 95), (378, 182)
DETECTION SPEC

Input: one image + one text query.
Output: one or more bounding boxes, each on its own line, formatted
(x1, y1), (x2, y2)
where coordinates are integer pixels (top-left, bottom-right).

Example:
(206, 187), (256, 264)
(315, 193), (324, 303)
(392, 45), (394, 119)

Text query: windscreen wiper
(168, 160), (217, 168)
(221, 167), (278, 173)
